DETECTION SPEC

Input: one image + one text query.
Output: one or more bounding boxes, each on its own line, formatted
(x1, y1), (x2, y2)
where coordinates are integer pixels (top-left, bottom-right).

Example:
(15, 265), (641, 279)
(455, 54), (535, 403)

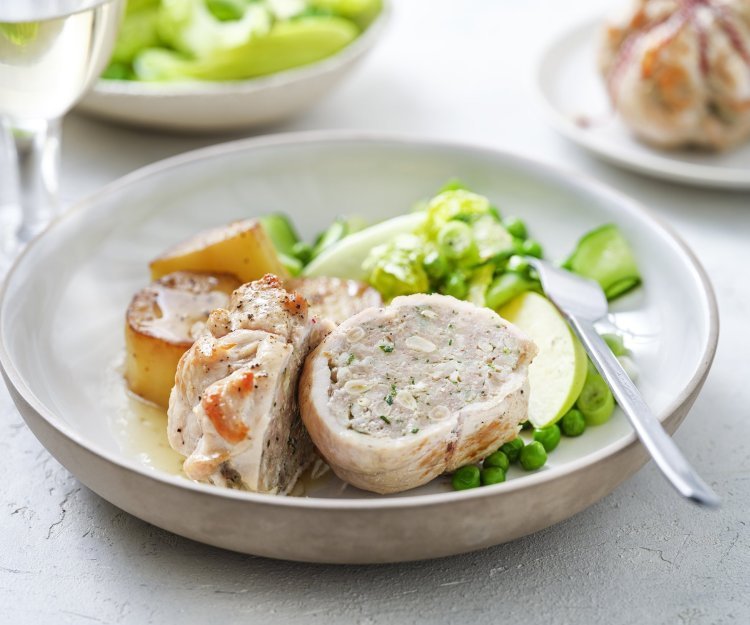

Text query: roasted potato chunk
(150, 219), (289, 283)
(125, 271), (240, 407)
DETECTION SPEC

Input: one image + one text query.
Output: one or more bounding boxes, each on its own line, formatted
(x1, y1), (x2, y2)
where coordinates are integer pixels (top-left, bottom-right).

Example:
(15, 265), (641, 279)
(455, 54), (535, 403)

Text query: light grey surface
(1, 0), (748, 623)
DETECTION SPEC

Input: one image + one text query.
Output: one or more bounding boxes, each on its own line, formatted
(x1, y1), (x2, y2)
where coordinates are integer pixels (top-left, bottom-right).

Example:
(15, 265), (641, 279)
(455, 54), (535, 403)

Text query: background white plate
(537, 17), (750, 189)
(0, 133), (717, 563)
(75, 4), (390, 133)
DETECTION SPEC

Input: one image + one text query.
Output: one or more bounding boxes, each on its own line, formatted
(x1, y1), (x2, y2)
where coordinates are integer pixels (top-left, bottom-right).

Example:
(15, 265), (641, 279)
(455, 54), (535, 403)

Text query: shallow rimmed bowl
(75, 4), (390, 132)
(0, 132), (718, 563)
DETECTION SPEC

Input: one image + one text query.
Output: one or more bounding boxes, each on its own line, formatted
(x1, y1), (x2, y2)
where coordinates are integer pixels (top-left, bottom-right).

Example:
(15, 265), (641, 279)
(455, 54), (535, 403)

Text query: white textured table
(2, 1), (748, 623)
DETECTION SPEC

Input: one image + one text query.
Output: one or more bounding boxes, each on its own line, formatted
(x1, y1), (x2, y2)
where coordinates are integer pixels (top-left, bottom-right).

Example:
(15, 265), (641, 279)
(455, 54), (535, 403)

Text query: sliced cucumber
(564, 224), (641, 300)
(576, 362), (615, 425)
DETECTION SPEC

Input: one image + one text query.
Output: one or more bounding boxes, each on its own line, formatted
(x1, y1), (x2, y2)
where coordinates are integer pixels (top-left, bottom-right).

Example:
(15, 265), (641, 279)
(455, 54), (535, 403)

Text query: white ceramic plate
(537, 17), (750, 189)
(0, 133), (718, 563)
(75, 5), (390, 133)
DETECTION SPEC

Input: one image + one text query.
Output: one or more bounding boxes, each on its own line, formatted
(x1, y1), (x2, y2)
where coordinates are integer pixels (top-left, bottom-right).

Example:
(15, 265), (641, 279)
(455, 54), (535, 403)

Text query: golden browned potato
(125, 271), (240, 407)
(150, 219), (289, 283)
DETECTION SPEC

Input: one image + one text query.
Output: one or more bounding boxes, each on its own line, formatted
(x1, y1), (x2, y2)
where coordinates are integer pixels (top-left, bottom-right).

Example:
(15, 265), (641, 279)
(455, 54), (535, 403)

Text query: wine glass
(0, 0), (123, 270)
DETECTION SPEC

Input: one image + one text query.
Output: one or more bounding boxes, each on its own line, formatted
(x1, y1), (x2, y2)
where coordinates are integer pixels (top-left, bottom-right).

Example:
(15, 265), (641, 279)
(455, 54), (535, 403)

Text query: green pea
(520, 238), (543, 258)
(451, 465), (481, 490)
(424, 250), (448, 279)
(577, 365), (615, 425)
(483, 451), (509, 471)
(519, 441), (547, 471)
(500, 437), (524, 463)
(503, 216), (527, 239)
(507, 255), (531, 274)
(437, 221), (477, 261)
(560, 409), (586, 437)
(442, 272), (469, 299)
(533, 424), (561, 452)
(481, 467), (507, 486)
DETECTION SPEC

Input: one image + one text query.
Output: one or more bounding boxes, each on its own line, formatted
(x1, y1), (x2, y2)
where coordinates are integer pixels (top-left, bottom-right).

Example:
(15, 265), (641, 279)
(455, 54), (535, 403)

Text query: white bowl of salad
(76, 0), (389, 132)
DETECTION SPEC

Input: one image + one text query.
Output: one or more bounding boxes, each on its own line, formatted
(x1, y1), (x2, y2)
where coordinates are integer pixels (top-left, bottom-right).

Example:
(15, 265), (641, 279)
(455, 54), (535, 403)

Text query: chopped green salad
(103, 0), (382, 82)
(261, 183), (642, 491)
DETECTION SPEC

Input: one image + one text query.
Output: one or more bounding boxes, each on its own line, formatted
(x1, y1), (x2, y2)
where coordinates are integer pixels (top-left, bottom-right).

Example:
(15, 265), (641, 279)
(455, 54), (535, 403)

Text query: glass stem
(11, 116), (62, 243)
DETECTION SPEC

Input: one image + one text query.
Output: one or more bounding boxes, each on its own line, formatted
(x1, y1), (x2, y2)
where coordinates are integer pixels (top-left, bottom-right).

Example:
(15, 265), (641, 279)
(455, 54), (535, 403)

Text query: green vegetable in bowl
(110, 4), (161, 65)
(423, 248), (448, 280)
(135, 16), (358, 81)
(502, 216), (527, 239)
(601, 332), (627, 356)
(560, 408), (586, 437)
(483, 451), (509, 471)
(158, 0), (271, 59)
(128, 0), (161, 12)
(473, 214), (515, 261)
(260, 213), (305, 275)
(480, 467), (506, 486)
(206, 0), (247, 21)
(506, 254), (530, 274)
(564, 224), (641, 300)
(576, 362), (616, 425)
(261, 213), (300, 256)
(309, 0), (383, 29)
(500, 437), (524, 463)
(441, 271), (469, 300)
(362, 234), (430, 300)
(518, 238), (543, 258)
(417, 190), (492, 240)
(311, 215), (367, 260)
(437, 220), (478, 263)
(519, 441), (547, 471)
(533, 424), (561, 452)
(451, 465), (481, 490)
(485, 272), (536, 309)
(465, 264), (493, 306)
(104, 0), (381, 82)
(303, 212), (425, 280)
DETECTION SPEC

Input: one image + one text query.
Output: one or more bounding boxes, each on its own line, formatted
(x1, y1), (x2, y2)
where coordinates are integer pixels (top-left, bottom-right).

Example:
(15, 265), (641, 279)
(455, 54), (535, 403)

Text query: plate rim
(0, 130), (720, 511)
(535, 15), (750, 189)
(86, 1), (391, 99)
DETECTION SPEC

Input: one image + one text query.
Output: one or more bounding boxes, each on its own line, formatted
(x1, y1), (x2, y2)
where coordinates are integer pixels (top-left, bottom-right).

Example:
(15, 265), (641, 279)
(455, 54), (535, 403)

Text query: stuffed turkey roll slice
(299, 293), (538, 494)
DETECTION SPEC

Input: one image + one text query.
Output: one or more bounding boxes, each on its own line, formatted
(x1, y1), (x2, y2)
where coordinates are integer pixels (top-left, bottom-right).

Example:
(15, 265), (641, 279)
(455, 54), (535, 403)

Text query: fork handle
(567, 318), (720, 508)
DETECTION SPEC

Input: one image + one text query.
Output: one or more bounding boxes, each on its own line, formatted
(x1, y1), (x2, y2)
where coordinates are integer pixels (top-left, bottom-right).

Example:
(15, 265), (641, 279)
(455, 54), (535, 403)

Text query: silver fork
(527, 258), (720, 508)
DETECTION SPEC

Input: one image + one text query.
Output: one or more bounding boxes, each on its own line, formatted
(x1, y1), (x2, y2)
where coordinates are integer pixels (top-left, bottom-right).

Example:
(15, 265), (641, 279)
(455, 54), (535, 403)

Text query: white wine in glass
(0, 0), (122, 266)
